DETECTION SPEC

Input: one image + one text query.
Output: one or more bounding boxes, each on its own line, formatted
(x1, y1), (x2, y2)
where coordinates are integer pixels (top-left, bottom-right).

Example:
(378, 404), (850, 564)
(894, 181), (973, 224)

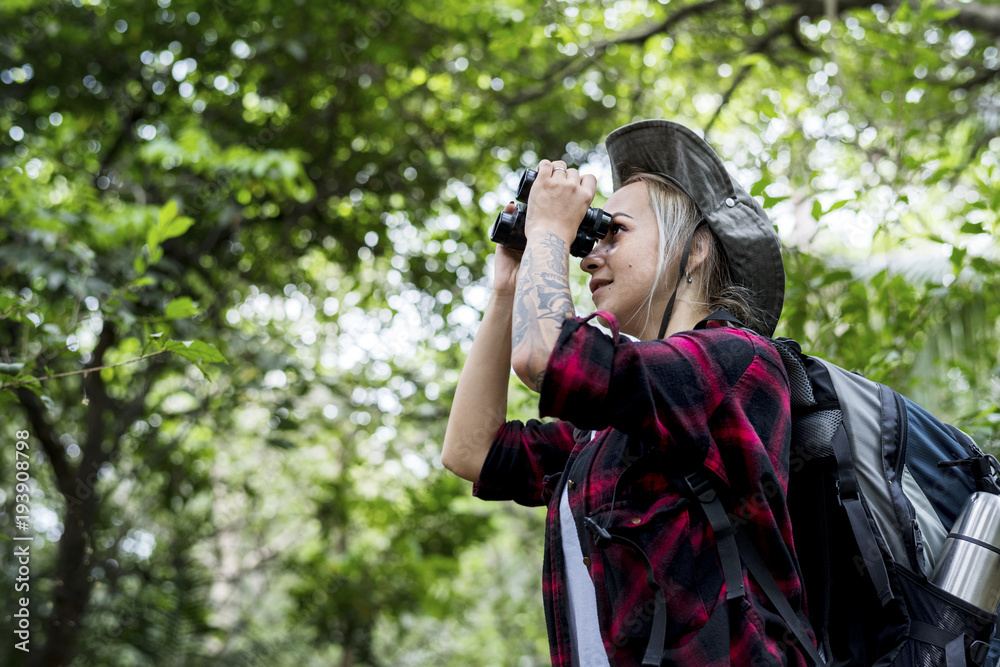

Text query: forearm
(511, 231), (576, 392)
(442, 291), (515, 482)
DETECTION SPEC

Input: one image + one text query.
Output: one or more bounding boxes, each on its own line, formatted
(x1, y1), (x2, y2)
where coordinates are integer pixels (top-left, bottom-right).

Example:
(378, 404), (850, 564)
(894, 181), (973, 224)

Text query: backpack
(685, 320), (1000, 666)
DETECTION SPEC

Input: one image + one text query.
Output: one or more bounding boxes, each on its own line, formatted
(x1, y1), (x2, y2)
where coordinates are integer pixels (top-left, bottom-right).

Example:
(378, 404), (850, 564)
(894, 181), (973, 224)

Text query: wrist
(489, 288), (517, 305)
(525, 224), (575, 247)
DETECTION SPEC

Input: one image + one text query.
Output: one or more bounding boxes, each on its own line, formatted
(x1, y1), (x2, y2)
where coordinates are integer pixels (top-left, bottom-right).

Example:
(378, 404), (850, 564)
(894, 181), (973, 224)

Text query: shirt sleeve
(537, 312), (755, 465)
(473, 418), (578, 507)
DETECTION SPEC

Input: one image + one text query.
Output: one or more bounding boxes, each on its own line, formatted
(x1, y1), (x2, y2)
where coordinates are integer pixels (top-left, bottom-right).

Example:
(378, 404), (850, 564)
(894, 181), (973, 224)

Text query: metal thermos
(929, 491), (1000, 612)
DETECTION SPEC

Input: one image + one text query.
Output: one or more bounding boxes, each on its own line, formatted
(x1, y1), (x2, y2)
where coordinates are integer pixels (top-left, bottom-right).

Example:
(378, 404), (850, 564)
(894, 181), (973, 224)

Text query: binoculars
(490, 169), (611, 258)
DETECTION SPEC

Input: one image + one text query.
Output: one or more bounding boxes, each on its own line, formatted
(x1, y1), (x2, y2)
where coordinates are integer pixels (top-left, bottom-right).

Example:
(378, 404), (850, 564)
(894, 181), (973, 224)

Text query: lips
(590, 279), (612, 295)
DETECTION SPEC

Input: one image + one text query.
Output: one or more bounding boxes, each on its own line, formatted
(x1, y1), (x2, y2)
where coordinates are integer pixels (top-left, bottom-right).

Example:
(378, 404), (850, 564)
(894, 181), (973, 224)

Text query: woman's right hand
(491, 203), (523, 298)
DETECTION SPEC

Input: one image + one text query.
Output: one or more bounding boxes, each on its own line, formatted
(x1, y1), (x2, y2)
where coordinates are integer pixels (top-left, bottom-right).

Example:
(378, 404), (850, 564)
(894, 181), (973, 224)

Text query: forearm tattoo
(512, 233), (575, 388)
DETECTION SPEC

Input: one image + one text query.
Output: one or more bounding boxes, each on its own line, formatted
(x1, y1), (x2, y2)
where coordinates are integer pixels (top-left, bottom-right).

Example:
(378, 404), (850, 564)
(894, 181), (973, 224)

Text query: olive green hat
(604, 119), (785, 336)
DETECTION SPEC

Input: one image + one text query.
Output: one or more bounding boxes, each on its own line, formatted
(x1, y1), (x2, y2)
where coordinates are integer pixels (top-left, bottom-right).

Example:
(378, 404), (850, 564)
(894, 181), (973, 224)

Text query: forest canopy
(1, 0), (998, 665)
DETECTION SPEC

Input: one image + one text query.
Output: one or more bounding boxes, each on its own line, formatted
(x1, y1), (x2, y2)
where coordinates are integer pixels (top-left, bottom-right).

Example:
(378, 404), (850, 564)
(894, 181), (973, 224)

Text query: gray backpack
(684, 315), (1000, 666)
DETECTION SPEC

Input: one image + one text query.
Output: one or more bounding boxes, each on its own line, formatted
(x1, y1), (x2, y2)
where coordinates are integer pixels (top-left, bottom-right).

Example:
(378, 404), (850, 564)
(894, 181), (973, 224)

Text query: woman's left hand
(523, 160), (598, 244)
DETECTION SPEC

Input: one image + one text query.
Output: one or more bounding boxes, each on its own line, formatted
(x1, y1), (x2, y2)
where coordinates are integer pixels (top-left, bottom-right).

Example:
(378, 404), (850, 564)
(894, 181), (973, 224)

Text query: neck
(639, 295), (711, 341)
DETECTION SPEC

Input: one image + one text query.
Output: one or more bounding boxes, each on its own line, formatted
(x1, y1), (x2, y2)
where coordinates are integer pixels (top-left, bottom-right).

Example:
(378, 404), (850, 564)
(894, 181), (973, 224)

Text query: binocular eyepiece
(490, 169), (611, 258)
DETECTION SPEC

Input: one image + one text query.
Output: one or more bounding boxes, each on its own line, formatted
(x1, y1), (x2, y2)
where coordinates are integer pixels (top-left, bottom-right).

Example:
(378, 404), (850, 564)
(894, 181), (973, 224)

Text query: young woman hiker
(442, 119), (817, 666)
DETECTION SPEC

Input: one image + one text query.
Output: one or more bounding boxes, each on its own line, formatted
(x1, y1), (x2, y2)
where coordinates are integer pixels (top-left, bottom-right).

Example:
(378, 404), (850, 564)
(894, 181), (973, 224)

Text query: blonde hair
(622, 171), (768, 335)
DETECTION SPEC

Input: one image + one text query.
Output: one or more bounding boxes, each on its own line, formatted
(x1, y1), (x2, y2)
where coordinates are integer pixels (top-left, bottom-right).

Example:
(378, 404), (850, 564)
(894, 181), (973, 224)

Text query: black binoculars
(489, 169), (611, 258)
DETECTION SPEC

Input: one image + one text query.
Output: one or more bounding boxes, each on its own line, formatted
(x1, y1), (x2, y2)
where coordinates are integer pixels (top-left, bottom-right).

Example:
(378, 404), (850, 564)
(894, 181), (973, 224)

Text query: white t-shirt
(560, 483), (612, 667)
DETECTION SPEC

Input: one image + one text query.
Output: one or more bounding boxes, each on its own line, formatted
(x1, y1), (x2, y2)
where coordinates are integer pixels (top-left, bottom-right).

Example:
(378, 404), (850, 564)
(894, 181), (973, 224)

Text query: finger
(566, 167), (581, 183)
(504, 200), (517, 213)
(550, 160), (569, 177)
(537, 159), (553, 177)
(581, 173), (598, 198)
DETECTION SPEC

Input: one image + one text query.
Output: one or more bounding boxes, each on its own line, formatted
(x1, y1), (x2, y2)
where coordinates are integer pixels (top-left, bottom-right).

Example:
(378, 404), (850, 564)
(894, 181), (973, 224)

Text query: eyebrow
(606, 212), (634, 219)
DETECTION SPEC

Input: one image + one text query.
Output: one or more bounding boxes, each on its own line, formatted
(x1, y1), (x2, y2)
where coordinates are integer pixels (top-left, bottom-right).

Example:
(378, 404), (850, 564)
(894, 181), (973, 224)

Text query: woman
(442, 119), (814, 666)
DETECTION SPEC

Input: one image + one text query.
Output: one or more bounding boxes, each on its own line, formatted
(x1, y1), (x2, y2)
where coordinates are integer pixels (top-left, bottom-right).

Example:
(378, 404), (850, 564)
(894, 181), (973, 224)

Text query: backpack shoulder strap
(684, 469), (826, 666)
(827, 418), (894, 605)
(772, 342), (898, 604)
(682, 472), (745, 601)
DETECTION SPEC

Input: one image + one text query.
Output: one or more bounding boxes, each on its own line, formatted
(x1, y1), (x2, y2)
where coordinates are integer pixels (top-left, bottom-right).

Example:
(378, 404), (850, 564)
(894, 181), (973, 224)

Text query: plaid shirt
(474, 313), (813, 666)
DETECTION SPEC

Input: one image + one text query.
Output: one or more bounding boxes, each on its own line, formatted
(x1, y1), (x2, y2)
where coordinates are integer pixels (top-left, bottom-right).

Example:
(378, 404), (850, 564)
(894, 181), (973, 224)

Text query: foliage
(0, 0), (998, 665)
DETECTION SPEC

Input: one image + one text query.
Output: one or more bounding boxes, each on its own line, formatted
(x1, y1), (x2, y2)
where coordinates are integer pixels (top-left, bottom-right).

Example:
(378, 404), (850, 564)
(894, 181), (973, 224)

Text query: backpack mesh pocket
(883, 567), (997, 667)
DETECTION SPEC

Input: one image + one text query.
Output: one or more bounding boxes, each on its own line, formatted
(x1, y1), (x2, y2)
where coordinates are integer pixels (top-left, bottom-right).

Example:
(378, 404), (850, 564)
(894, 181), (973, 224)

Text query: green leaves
(161, 339), (227, 380)
(960, 221), (986, 235)
(163, 340), (227, 364)
(153, 200), (196, 246)
(4, 1), (1000, 666)
(0, 293), (21, 313)
(134, 200), (195, 276)
(164, 297), (200, 320)
(811, 197), (853, 221)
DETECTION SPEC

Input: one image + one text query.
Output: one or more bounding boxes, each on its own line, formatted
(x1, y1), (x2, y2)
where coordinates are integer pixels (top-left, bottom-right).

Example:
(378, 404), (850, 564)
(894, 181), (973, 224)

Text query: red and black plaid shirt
(473, 313), (813, 666)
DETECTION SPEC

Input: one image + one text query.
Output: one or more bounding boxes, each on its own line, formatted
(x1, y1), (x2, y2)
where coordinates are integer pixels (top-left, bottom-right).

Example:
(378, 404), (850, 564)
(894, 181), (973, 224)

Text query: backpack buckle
(969, 639), (990, 666)
(835, 478), (860, 505)
(683, 471), (717, 503)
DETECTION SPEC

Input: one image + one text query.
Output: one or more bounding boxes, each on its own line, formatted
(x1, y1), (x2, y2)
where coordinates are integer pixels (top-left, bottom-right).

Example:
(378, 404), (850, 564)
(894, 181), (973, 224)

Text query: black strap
(685, 470), (825, 665)
(908, 621), (968, 667)
(583, 518), (668, 666)
(828, 421), (894, 605)
(684, 472), (745, 601)
(697, 309), (744, 329)
(735, 529), (827, 666)
(656, 220), (707, 340)
(938, 452), (1000, 495)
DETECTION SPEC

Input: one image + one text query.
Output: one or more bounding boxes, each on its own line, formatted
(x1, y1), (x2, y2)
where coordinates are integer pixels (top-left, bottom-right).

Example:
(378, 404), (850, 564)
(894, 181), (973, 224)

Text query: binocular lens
(516, 170), (535, 203)
(489, 169), (610, 258)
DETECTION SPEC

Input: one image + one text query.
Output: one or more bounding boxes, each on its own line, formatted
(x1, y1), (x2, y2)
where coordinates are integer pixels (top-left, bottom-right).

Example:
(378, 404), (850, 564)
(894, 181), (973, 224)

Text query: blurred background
(1, 0), (998, 664)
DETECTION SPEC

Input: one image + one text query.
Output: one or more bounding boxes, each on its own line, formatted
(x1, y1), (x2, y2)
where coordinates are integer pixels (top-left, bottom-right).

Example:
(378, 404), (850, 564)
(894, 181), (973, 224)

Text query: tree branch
(82, 321), (116, 465)
(786, 0), (1000, 37)
(505, 0), (731, 106)
(0, 349), (170, 390)
(610, 0), (732, 47)
(704, 23), (788, 136)
(16, 387), (73, 499)
(94, 78), (148, 188)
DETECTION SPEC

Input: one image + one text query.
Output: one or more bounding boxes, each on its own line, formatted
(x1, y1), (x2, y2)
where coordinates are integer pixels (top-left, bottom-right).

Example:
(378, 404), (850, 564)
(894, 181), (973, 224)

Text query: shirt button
(567, 480), (576, 490)
(583, 557), (591, 567)
(631, 518), (641, 525)
(725, 197), (736, 207)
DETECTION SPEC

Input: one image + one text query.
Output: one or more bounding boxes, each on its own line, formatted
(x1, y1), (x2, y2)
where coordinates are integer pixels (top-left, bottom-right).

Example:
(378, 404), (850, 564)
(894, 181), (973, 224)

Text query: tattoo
(512, 232), (575, 389)
(541, 234), (567, 273)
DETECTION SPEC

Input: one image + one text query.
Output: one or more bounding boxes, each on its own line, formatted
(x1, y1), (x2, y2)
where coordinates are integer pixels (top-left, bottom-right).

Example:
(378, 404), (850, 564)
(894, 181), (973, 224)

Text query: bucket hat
(604, 119), (785, 337)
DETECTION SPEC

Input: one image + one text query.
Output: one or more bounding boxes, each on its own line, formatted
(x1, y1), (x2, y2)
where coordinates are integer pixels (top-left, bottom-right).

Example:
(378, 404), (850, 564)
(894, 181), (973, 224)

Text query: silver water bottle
(929, 491), (1000, 612)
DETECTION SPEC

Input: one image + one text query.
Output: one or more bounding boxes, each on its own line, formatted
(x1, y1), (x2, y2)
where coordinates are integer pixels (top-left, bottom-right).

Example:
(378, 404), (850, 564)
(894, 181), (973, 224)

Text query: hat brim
(605, 119), (784, 336)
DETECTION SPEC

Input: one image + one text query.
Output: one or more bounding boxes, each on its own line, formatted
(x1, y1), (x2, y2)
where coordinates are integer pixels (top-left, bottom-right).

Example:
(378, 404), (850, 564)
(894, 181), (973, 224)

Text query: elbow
(441, 440), (475, 482)
(510, 348), (531, 382)
(440, 445), (460, 477)
(511, 347), (545, 392)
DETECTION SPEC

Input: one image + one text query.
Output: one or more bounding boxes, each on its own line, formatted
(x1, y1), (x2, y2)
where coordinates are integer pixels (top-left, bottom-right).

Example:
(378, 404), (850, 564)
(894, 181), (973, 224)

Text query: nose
(580, 245), (605, 274)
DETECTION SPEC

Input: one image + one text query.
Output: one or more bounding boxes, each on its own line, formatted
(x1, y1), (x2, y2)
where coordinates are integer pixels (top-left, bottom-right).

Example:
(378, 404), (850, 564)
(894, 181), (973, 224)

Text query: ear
(686, 226), (712, 274)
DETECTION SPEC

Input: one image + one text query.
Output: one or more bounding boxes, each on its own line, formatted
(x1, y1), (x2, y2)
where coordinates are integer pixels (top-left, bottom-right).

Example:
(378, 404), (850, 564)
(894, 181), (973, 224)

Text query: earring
(686, 273), (694, 284)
